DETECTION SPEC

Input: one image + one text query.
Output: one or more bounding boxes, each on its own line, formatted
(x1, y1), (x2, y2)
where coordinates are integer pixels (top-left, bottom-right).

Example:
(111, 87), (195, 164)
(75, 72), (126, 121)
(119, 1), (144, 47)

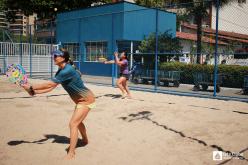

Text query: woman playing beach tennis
(104, 51), (131, 98)
(22, 49), (95, 160)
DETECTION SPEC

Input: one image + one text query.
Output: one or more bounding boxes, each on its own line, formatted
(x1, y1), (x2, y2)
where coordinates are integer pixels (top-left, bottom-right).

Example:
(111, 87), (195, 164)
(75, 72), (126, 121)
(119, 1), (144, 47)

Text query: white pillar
(130, 41), (133, 69)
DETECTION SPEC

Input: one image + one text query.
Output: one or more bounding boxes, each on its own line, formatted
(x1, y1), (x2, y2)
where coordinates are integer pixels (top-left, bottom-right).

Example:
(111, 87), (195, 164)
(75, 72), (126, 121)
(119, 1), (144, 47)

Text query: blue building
(56, 1), (176, 76)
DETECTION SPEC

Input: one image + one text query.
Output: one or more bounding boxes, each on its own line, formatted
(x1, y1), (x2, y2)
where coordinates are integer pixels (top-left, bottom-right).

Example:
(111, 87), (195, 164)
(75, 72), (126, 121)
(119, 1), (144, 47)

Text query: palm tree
(135, 0), (246, 63)
(189, 0), (246, 63)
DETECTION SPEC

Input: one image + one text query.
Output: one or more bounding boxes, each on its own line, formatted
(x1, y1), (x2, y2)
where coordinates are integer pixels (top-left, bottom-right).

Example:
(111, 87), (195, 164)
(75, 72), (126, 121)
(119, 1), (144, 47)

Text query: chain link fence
(0, 0), (247, 101)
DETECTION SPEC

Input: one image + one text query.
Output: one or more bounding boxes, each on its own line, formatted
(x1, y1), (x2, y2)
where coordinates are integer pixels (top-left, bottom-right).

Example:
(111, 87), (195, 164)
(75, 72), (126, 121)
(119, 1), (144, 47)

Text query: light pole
(50, 7), (57, 78)
(213, 0), (219, 97)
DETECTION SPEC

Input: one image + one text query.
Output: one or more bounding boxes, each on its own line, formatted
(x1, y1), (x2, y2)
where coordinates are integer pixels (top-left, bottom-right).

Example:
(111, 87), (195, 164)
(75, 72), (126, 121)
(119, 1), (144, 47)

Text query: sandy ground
(0, 75), (248, 165)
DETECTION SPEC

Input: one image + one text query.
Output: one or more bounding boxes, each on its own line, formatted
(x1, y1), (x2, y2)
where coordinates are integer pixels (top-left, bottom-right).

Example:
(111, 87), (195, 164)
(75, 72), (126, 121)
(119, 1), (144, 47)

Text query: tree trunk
(196, 14), (202, 64)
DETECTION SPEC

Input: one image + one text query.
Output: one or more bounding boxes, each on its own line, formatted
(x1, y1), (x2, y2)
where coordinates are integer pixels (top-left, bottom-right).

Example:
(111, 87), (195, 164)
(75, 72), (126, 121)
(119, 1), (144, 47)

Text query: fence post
(130, 41), (133, 69)
(111, 13), (115, 87)
(3, 42), (6, 73)
(19, 30), (23, 65)
(213, 0), (219, 97)
(78, 19), (81, 71)
(2, 29), (4, 41)
(50, 20), (53, 79)
(29, 24), (32, 77)
(154, 8), (159, 91)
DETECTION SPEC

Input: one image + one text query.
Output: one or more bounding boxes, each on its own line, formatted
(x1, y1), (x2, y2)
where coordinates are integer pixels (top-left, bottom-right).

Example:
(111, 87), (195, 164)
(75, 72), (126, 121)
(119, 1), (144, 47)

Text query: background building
(0, 11), (8, 29)
(0, 10), (37, 37)
(34, 19), (56, 44)
(211, 2), (248, 35)
(56, 1), (176, 76)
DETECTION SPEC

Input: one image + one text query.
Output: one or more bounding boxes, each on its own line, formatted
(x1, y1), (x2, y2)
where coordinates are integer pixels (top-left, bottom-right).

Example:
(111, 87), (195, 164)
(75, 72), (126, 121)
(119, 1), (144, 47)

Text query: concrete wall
(211, 2), (248, 35)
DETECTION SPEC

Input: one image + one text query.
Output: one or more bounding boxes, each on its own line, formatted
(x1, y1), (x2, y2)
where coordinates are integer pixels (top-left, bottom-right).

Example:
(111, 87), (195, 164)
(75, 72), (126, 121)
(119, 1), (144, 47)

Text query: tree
(139, 31), (182, 53)
(135, 0), (188, 8)
(0, 0), (5, 10)
(135, 0), (166, 7)
(182, 0), (246, 64)
(187, 1), (209, 64)
(135, 0), (247, 64)
(138, 31), (182, 66)
(3, 0), (113, 21)
(188, 0), (246, 63)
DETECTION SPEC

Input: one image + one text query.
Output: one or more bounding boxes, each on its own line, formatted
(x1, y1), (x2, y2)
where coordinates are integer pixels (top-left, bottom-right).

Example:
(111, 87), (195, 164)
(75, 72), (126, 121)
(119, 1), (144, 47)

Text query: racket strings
(6, 64), (28, 85)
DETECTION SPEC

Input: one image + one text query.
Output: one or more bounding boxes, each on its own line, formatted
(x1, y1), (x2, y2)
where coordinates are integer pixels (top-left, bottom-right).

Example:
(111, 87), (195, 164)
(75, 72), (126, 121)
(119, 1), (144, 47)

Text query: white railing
(0, 42), (59, 75)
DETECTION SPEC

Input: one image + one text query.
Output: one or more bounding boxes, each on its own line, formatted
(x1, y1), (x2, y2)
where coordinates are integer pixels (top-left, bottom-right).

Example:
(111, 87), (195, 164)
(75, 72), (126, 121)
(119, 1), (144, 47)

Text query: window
(63, 43), (80, 61)
(117, 40), (140, 53)
(85, 41), (107, 62)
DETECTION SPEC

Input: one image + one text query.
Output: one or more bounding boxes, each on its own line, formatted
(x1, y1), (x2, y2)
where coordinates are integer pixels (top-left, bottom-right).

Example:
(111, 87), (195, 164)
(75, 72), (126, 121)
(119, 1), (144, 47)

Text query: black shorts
(119, 73), (129, 80)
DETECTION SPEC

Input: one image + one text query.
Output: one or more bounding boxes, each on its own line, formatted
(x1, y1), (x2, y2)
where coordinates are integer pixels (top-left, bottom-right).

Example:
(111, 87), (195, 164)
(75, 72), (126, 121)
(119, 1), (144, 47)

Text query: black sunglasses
(53, 55), (61, 58)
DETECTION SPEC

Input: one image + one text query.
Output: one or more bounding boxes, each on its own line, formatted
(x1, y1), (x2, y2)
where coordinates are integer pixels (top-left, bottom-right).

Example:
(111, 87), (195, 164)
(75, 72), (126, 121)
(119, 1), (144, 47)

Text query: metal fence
(0, 0), (247, 102)
(74, 1), (247, 102)
(0, 42), (58, 78)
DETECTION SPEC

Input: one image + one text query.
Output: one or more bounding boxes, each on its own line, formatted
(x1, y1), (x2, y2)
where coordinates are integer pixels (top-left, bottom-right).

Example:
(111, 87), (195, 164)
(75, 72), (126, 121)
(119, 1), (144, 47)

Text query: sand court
(0, 76), (248, 165)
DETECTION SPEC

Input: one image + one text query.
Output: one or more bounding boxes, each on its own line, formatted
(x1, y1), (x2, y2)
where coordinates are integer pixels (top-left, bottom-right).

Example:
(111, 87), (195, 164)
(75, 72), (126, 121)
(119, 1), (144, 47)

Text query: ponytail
(59, 48), (70, 63)
(68, 58), (74, 66)
(59, 48), (82, 77)
(59, 48), (73, 65)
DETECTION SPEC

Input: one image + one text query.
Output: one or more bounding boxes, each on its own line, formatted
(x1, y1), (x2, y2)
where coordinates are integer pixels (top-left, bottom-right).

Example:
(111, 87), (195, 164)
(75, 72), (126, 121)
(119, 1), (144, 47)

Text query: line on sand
(119, 111), (248, 162)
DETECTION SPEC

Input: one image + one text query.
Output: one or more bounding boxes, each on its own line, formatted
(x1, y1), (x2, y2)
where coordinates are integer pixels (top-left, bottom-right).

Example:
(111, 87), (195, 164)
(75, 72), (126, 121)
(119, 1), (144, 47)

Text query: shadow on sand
(8, 134), (87, 151)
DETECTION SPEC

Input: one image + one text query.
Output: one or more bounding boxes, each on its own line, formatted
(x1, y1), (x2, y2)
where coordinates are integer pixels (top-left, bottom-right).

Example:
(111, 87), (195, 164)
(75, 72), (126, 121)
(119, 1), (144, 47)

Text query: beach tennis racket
(5, 64), (28, 86)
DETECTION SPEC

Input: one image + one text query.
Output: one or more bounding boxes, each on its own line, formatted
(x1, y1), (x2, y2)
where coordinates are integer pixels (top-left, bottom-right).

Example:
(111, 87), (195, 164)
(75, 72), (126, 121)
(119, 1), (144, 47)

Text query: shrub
(159, 62), (248, 88)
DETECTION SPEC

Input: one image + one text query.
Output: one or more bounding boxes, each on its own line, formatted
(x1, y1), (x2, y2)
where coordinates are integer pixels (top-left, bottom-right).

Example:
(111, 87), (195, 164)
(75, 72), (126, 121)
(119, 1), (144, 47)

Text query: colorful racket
(5, 64), (28, 85)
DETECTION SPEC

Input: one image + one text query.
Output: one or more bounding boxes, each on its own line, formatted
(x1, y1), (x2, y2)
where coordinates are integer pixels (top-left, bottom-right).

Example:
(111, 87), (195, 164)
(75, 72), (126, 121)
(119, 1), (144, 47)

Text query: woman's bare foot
(126, 94), (132, 99)
(121, 92), (126, 98)
(64, 152), (75, 160)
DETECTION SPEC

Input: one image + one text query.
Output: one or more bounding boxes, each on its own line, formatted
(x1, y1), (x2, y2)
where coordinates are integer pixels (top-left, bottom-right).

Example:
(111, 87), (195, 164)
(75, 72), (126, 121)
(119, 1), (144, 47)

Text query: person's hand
(104, 61), (108, 64)
(114, 52), (118, 56)
(21, 83), (31, 91)
(21, 83), (35, 96)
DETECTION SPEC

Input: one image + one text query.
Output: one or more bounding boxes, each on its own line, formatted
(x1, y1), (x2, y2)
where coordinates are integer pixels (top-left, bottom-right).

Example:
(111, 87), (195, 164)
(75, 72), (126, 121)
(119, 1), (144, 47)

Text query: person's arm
(32, 85), (57, 94)
(32, 81), (58, 91)
(104, 60), (115, 64)
(114, 52), (125, 66)
(22, 81), (58, 96)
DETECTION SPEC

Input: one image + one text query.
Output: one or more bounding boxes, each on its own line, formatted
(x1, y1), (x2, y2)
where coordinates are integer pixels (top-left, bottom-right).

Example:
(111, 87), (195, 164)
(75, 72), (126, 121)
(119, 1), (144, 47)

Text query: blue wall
(56, 2), (176, 77)
(122, 3), (176, 40)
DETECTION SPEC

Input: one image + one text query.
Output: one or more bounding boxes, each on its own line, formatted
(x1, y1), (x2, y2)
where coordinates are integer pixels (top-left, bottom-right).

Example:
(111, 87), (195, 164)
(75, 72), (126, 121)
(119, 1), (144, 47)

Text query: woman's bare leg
(65, 105), (90, 160)
(78, 122), (88, 144)
(117, 77), (126, 96)
(122, 79), (131, 98)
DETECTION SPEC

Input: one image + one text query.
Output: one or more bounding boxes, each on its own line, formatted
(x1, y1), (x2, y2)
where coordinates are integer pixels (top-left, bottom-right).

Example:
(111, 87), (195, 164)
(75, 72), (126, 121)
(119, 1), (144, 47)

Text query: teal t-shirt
(52, 64), (89, 100)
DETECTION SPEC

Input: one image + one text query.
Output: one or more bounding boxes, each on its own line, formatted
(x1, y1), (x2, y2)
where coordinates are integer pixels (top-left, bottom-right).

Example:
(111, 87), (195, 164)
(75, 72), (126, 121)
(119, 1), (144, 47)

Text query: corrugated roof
(176, 32), (228, 45)
(181, 22), (248, 42)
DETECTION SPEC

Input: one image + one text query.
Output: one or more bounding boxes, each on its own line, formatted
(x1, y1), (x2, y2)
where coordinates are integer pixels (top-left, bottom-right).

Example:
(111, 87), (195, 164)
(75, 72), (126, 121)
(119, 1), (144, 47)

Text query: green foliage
(135, 0), (246, 64)
(0, 28), (40, 42)
(138, 31), (182, 53)
(218, 64), (248, 88)
(0, 0), (5, 10)
(176, 11), (189, 31)
(134, 0), (190, 8)
(159, 62), (248, 88)
(2, 0), (112, 21)
(135, 0), (165, 7)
